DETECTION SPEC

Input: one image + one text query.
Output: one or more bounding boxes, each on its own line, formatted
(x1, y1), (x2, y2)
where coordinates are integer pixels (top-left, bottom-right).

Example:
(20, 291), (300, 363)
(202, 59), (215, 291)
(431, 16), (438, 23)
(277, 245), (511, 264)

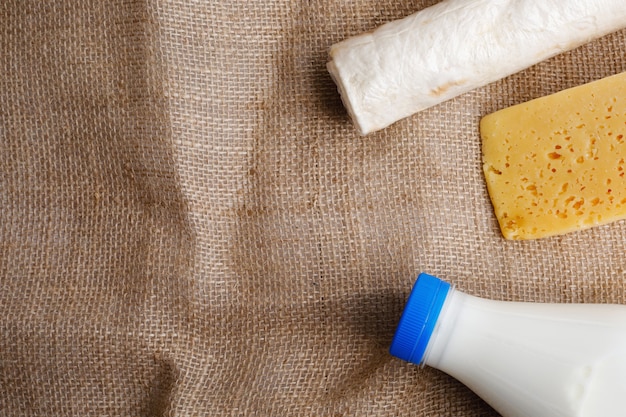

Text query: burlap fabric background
(2, 1), (626, 416)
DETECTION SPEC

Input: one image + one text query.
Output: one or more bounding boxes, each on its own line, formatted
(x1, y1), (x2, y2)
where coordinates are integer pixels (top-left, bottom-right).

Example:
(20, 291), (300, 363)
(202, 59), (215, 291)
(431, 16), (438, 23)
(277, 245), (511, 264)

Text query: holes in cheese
(481, 71), (626, 240)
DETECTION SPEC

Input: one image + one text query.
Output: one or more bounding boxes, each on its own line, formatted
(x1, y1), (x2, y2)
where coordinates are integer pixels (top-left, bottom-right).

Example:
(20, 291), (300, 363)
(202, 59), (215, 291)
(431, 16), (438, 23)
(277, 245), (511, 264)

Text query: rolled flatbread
(328, 0), (626, 135)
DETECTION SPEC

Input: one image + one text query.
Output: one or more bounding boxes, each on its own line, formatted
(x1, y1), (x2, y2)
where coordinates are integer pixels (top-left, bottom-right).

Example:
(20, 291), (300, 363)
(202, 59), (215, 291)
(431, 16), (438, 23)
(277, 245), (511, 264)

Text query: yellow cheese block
(481, 71), (626, 240)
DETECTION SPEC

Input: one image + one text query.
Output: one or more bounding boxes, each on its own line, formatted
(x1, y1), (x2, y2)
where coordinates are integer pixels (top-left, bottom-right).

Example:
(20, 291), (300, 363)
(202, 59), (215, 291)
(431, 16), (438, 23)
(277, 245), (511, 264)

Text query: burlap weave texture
(2, 1), (626, 416)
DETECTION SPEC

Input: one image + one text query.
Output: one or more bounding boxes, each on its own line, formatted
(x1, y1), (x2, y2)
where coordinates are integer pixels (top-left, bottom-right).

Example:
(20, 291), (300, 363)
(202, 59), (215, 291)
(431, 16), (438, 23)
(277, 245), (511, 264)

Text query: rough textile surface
(2, 1), (626, 416)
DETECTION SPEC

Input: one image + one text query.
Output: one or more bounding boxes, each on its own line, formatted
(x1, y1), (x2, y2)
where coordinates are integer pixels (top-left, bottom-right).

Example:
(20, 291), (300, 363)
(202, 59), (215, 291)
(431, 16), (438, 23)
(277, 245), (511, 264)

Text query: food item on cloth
(327, 0), (626, 135)
(481, 71), (626, 240)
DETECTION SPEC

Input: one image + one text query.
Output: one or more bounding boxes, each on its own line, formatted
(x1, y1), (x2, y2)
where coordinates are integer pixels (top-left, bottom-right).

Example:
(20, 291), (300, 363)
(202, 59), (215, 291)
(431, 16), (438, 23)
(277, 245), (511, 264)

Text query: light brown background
(2, 1), (626, 415)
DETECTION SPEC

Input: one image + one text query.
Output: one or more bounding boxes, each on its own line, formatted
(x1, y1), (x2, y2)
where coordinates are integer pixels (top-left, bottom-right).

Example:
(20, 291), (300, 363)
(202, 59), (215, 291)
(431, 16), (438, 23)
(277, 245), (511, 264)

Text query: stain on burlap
(2, 1), (626, 416)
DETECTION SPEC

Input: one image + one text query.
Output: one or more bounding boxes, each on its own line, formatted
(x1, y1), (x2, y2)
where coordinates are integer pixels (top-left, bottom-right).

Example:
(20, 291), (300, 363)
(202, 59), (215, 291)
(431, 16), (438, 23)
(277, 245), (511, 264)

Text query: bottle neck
(389, 273), (457, 366)
(421, 287), (465, 368)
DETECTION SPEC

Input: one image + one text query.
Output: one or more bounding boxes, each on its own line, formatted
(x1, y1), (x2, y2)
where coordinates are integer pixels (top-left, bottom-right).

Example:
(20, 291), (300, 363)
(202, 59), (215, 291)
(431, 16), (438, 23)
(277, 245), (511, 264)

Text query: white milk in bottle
(390, 273), (626, 417)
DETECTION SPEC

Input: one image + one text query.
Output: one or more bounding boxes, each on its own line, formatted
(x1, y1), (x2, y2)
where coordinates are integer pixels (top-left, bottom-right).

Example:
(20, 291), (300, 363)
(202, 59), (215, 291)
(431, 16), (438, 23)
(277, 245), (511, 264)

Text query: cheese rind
(481, 71), (626, 240)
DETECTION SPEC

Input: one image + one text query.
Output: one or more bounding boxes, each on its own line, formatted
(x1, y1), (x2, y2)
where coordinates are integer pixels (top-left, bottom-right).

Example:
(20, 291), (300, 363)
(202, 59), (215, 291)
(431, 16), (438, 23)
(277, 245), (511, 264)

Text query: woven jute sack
(2, 1), (626, 416)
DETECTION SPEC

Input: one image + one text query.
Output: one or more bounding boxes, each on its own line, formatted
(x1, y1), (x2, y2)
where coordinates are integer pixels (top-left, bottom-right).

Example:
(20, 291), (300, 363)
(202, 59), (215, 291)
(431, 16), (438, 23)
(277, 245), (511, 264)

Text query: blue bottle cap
(390, 273), (451, 365)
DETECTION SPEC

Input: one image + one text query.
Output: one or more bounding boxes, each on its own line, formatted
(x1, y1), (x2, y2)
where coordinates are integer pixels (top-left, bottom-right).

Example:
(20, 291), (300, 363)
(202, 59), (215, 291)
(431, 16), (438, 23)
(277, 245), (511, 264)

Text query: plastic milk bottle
(390, 273), (626, 417)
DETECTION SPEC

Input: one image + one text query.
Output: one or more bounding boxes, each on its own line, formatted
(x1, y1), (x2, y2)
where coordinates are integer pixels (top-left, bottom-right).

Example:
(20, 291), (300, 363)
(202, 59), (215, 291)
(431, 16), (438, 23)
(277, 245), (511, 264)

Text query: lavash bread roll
(328, 0), (626, 135)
